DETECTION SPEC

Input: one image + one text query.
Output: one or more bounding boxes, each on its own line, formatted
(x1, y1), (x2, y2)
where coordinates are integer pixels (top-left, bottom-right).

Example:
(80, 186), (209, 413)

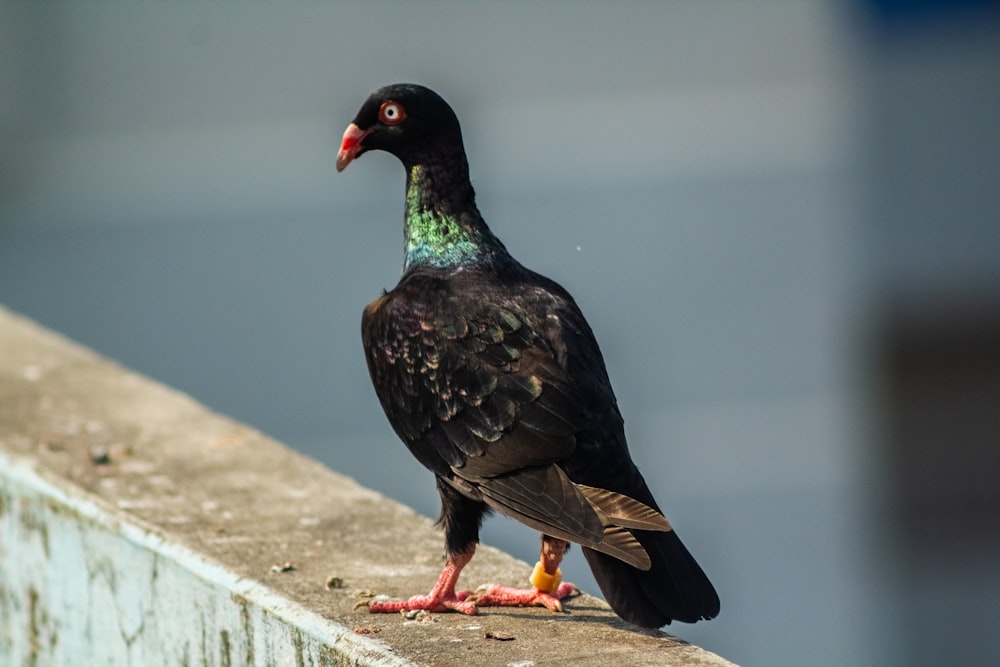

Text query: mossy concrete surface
(0, 305), (736, 666)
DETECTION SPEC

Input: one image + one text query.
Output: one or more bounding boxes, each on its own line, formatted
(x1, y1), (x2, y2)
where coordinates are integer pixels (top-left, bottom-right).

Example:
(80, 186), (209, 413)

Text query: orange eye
(378, 101), (406, 125)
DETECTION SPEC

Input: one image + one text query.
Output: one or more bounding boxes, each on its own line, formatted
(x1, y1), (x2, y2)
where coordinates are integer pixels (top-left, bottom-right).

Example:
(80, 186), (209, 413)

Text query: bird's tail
(583, 527), (720, 628)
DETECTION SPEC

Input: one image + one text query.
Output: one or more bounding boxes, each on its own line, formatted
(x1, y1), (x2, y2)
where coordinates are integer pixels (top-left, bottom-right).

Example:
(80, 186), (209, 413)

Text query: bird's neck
(402, 161), (507, 272)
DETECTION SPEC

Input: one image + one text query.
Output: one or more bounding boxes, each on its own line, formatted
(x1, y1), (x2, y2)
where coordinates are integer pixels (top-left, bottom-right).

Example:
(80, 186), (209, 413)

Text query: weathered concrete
(0, 305), (736, 666)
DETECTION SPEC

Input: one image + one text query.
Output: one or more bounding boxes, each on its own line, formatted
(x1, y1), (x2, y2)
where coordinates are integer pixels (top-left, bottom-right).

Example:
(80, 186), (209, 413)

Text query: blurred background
(1, 1), (998, 665)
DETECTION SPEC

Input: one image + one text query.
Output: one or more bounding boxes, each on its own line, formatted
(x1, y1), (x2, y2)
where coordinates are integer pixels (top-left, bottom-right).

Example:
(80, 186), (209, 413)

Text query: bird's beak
(336, 123), (372, 172)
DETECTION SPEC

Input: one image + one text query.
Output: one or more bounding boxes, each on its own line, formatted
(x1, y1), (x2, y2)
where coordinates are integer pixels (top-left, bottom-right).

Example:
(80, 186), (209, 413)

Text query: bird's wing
(362, 280), (612, 541)
(363, 275), (669, 560)
(363, 289), (579, 463)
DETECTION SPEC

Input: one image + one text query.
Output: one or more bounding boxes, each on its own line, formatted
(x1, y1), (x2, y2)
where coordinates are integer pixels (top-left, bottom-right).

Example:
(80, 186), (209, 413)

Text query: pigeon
(337, 83), (719, 627)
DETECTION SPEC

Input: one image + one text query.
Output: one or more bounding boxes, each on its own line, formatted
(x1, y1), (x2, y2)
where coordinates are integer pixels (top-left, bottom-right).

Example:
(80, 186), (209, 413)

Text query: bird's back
(362, 260), (638, 484)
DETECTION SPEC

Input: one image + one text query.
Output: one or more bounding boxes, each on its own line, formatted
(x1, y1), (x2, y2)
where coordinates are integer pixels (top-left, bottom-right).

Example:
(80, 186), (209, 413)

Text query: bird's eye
(378, 101), (406, 125)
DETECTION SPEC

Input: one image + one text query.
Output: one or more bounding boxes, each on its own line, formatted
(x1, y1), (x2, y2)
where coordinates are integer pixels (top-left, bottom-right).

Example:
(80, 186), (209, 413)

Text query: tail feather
(583, 528), (720, 628)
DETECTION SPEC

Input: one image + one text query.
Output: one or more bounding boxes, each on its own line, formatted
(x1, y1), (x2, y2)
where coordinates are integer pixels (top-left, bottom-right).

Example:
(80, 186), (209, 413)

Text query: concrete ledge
(0, 305), (735, 666)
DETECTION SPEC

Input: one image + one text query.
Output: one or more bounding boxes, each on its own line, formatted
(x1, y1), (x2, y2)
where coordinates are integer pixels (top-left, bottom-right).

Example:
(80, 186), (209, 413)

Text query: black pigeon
(337, 83), (719, 627)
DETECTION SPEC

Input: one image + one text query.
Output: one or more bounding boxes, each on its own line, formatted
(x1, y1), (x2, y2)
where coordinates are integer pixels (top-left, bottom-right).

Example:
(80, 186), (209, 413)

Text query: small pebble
(325, 576), (345, 590)
(402, 609), (433, 621)
(485, 631), (515, 641)
(270, 562), (295, 573)
(353, 626), (381, 635)
(89, 446), (110, 465)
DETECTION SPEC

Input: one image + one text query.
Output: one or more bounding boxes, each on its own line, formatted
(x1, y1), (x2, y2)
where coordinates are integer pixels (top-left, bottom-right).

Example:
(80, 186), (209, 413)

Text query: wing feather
(363, 271), (663, 570)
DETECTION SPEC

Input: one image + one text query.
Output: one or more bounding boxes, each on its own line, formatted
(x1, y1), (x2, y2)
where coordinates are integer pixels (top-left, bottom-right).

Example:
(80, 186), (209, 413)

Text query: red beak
(336, 123), (372, 172)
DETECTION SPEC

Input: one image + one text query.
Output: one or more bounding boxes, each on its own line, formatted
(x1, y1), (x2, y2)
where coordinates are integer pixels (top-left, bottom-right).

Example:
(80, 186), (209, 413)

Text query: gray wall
(2, 2), (998, 665)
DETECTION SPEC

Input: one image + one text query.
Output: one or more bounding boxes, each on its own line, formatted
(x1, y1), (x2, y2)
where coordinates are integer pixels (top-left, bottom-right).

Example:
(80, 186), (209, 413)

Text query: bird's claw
(364, 592), (478, 616)
(467, 582), (580, 613)
(357, 582), (579, 616)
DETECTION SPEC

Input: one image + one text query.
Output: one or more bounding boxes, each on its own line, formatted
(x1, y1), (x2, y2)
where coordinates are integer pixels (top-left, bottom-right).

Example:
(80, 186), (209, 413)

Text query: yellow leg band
(530, 561), (562, 595)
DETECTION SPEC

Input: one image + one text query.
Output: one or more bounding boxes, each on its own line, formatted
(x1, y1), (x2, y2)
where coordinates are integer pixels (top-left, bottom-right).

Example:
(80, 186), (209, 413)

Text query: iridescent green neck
(403, 164), (501, 271)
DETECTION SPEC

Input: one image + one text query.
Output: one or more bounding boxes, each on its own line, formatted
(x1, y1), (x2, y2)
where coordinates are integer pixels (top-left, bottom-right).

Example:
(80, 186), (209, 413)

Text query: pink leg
(363, 544), (479, 615)
(469, 536), (579, 613)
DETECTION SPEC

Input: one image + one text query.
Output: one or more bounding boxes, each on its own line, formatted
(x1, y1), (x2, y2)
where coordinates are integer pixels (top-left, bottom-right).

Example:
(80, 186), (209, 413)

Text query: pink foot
(470, 582), (580, 613)
(467, 537), (579, 613)
(363, 590), (478, 615)
(360, 545), (479, 616)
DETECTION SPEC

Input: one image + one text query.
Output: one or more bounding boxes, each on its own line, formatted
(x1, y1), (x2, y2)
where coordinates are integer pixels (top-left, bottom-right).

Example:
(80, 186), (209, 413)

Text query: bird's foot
(468, 582), (580, 613)
(358, 545), (480, 616)
(469, 543), (578, 613)
(358, 590), (478, 615)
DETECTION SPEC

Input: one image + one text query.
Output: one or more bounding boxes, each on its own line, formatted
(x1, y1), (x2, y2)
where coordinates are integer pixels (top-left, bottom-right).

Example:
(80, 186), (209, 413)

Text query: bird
(336, 83), (720, 628)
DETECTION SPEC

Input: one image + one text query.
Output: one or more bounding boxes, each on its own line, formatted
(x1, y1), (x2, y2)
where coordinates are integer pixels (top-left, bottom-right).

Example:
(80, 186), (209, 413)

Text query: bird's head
(336, 83), (465, 173)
